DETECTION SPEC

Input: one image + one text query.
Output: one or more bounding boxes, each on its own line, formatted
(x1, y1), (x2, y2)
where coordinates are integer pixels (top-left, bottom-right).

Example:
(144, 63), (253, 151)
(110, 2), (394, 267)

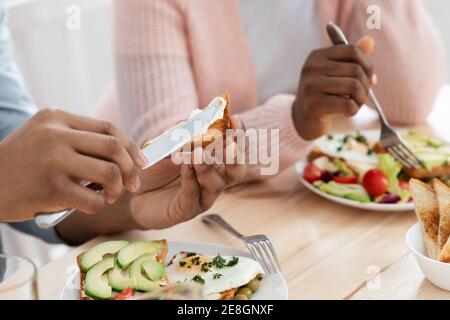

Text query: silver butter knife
(35, 96), (227, 229)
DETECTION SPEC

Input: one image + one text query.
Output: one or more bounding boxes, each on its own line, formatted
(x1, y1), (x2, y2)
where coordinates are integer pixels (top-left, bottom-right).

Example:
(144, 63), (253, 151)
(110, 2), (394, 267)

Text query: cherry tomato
(363, 169), (388, 197)
(113, 288), (134, 300)
(303, 163), (322, 183)
(334, 176), (358, 184)
(399, 179), (409, 190)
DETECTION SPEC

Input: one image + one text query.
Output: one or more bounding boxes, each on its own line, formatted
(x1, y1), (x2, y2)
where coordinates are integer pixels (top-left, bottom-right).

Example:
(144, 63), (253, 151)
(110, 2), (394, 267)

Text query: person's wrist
(0, 142), (14, 217)
(292, 98), (310, 140)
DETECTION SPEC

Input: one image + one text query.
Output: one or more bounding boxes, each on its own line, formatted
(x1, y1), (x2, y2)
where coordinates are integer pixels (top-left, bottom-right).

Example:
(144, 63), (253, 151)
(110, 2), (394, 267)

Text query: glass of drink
(0, 254), (37, 300)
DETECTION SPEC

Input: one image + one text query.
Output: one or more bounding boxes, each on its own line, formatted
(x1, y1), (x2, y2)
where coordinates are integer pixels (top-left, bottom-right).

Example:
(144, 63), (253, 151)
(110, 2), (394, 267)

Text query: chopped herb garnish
(343, 135), (350, 143)
(191, 256), (201, 265)
(225, 256), (239, 267)
(367, 149), (373, 156)
(186, 252), (197, 257)
(211, 254), (226, 268)
(327, 135), (333, 140)
(187, 265), (192, 269)
(179, 261), (186, 267)
(200, 263), (210, 273)
(213, 273), (223, 280)
(355, 132), (368, 144)
(192, 274), (205, 284)
(336, 146), (343, 152)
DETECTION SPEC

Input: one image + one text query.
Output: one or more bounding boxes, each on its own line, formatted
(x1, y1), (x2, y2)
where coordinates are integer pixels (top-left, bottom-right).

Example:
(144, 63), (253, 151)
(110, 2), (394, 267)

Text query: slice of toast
(142, 94), (231, 151)
(410, 179), (440, 259)
(434, 179), (450, 262)
(190, 93), (231, 149)
(78, 240), (168, 300)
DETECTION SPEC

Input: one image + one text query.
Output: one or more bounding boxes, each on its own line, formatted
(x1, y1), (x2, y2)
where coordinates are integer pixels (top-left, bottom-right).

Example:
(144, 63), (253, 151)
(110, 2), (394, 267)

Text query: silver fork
(326, 21), (421, 169)
(202, 214), (281, 274)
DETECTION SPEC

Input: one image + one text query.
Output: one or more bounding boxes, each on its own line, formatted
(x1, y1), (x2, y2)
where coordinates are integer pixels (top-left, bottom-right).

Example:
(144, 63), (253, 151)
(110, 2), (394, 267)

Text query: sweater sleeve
(114, 0), (310, 178)
(114, 0), (198, 145)
(340, 0), (448, 125)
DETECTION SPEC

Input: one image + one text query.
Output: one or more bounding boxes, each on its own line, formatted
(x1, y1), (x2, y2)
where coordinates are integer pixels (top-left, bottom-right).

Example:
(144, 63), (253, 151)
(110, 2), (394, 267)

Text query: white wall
(423, 0), (450, 70)
(6, 0), (113, 116)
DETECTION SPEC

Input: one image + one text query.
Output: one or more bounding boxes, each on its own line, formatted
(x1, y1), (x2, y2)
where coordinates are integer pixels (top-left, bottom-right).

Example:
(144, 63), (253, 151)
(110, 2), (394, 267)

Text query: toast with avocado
(77, 240), (168, 300)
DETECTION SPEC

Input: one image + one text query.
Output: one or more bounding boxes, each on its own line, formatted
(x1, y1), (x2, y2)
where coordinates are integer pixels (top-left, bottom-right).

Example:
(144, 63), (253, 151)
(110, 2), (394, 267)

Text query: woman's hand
(0, 108), (146, 222)
(292, 36), (376, 141)
(56, 116), (247, 243)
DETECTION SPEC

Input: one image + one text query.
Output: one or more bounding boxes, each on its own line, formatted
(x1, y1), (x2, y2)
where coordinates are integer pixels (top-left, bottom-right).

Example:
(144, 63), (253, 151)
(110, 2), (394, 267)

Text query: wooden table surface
(37, 90), (450, 300)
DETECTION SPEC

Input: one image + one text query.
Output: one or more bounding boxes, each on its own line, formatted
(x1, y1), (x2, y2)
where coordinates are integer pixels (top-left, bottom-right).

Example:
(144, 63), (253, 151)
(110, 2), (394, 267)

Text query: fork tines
(383, 133), (422, 169)
(244, 235), (281, 274)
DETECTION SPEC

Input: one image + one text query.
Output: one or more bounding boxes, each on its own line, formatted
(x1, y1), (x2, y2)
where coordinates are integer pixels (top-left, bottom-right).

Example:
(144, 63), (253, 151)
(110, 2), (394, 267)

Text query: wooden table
(37, 89), (450, 300)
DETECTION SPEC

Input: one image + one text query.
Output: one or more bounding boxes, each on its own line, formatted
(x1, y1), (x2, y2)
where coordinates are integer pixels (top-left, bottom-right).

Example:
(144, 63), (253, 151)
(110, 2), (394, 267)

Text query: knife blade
(141, 96), (227, 168)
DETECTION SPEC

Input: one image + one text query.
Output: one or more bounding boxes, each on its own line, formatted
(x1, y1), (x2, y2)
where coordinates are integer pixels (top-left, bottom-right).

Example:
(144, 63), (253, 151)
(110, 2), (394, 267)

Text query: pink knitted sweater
(101, 0), (447, 175)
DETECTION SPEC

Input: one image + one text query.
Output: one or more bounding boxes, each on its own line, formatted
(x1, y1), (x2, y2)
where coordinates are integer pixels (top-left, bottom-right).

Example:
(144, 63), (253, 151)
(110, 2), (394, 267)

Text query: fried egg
(166, 252), (264, 300)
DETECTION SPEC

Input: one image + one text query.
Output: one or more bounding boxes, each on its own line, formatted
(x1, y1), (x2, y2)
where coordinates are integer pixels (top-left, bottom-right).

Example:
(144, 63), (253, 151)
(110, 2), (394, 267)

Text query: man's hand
(293, 36), (376, 141)
(0, 108), (146, 222)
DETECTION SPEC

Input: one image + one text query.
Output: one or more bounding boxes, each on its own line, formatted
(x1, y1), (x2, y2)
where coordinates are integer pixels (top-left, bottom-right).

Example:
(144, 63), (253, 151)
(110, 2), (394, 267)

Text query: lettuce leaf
(377, 153), (410, 202)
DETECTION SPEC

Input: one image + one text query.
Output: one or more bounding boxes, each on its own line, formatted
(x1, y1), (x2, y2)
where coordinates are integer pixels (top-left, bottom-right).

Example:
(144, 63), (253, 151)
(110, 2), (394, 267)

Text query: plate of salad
(295, 130), (450, 211)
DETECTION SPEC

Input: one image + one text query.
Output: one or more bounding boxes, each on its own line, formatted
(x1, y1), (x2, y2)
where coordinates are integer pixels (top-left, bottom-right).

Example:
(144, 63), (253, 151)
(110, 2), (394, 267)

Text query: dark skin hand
(293, 36), (377, 141)
(0, 108), (146, 222)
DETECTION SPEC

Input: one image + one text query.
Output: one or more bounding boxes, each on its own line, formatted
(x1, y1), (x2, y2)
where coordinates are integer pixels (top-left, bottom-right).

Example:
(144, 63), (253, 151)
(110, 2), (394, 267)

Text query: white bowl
(406, 223), (450, 291)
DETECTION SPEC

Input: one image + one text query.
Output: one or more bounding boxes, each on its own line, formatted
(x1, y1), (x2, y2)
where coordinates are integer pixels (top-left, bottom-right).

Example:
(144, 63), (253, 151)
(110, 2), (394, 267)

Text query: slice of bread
(78, 239), (168, 300)
(190, 93), (231, 149)
(434, 179), (450, 262)
(410, 179), (440, 259)
(141, 94), (231, 152)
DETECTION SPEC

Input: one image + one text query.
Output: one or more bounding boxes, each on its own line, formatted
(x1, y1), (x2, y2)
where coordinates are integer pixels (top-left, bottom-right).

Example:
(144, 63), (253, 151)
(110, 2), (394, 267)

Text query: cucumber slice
(108, 263), (137, 291)
(116, 241), (162, 268)
(129, 254), (161, 292)
(81, 240), (129, 272)
(85, 257), (115, 299)
(142, 260), (165, 281)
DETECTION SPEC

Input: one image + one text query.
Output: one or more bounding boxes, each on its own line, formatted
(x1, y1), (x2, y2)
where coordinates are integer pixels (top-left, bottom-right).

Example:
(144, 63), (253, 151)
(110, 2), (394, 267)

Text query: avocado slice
(317, 181), (371, 203)
(85, 257), (115, 299)
(418, 153), (448, 171)
(117, 241), (162, 269)
(129, 254), (161, 292)
(108, 263), (137, 291)
(142, 260), (165, 281)
(81, 240), (129, 272)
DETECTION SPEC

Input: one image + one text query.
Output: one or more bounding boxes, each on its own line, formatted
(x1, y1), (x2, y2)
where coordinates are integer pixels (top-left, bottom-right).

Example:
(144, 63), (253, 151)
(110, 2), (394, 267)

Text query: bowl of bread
(407, 178), (450, 290)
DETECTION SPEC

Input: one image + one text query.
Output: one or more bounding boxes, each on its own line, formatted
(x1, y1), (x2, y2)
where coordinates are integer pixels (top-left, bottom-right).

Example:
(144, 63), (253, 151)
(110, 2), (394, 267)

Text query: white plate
(296, 129), (414, 212)
(406, 223), (450, 291)
(295, 162), (414, 212)
(59, 241), (288, 300)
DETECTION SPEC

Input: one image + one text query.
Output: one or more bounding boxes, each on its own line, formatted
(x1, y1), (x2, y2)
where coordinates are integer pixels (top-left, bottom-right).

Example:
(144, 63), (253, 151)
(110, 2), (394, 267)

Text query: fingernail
(371, 74), (378, 85)
(138, 150), (148, 167)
